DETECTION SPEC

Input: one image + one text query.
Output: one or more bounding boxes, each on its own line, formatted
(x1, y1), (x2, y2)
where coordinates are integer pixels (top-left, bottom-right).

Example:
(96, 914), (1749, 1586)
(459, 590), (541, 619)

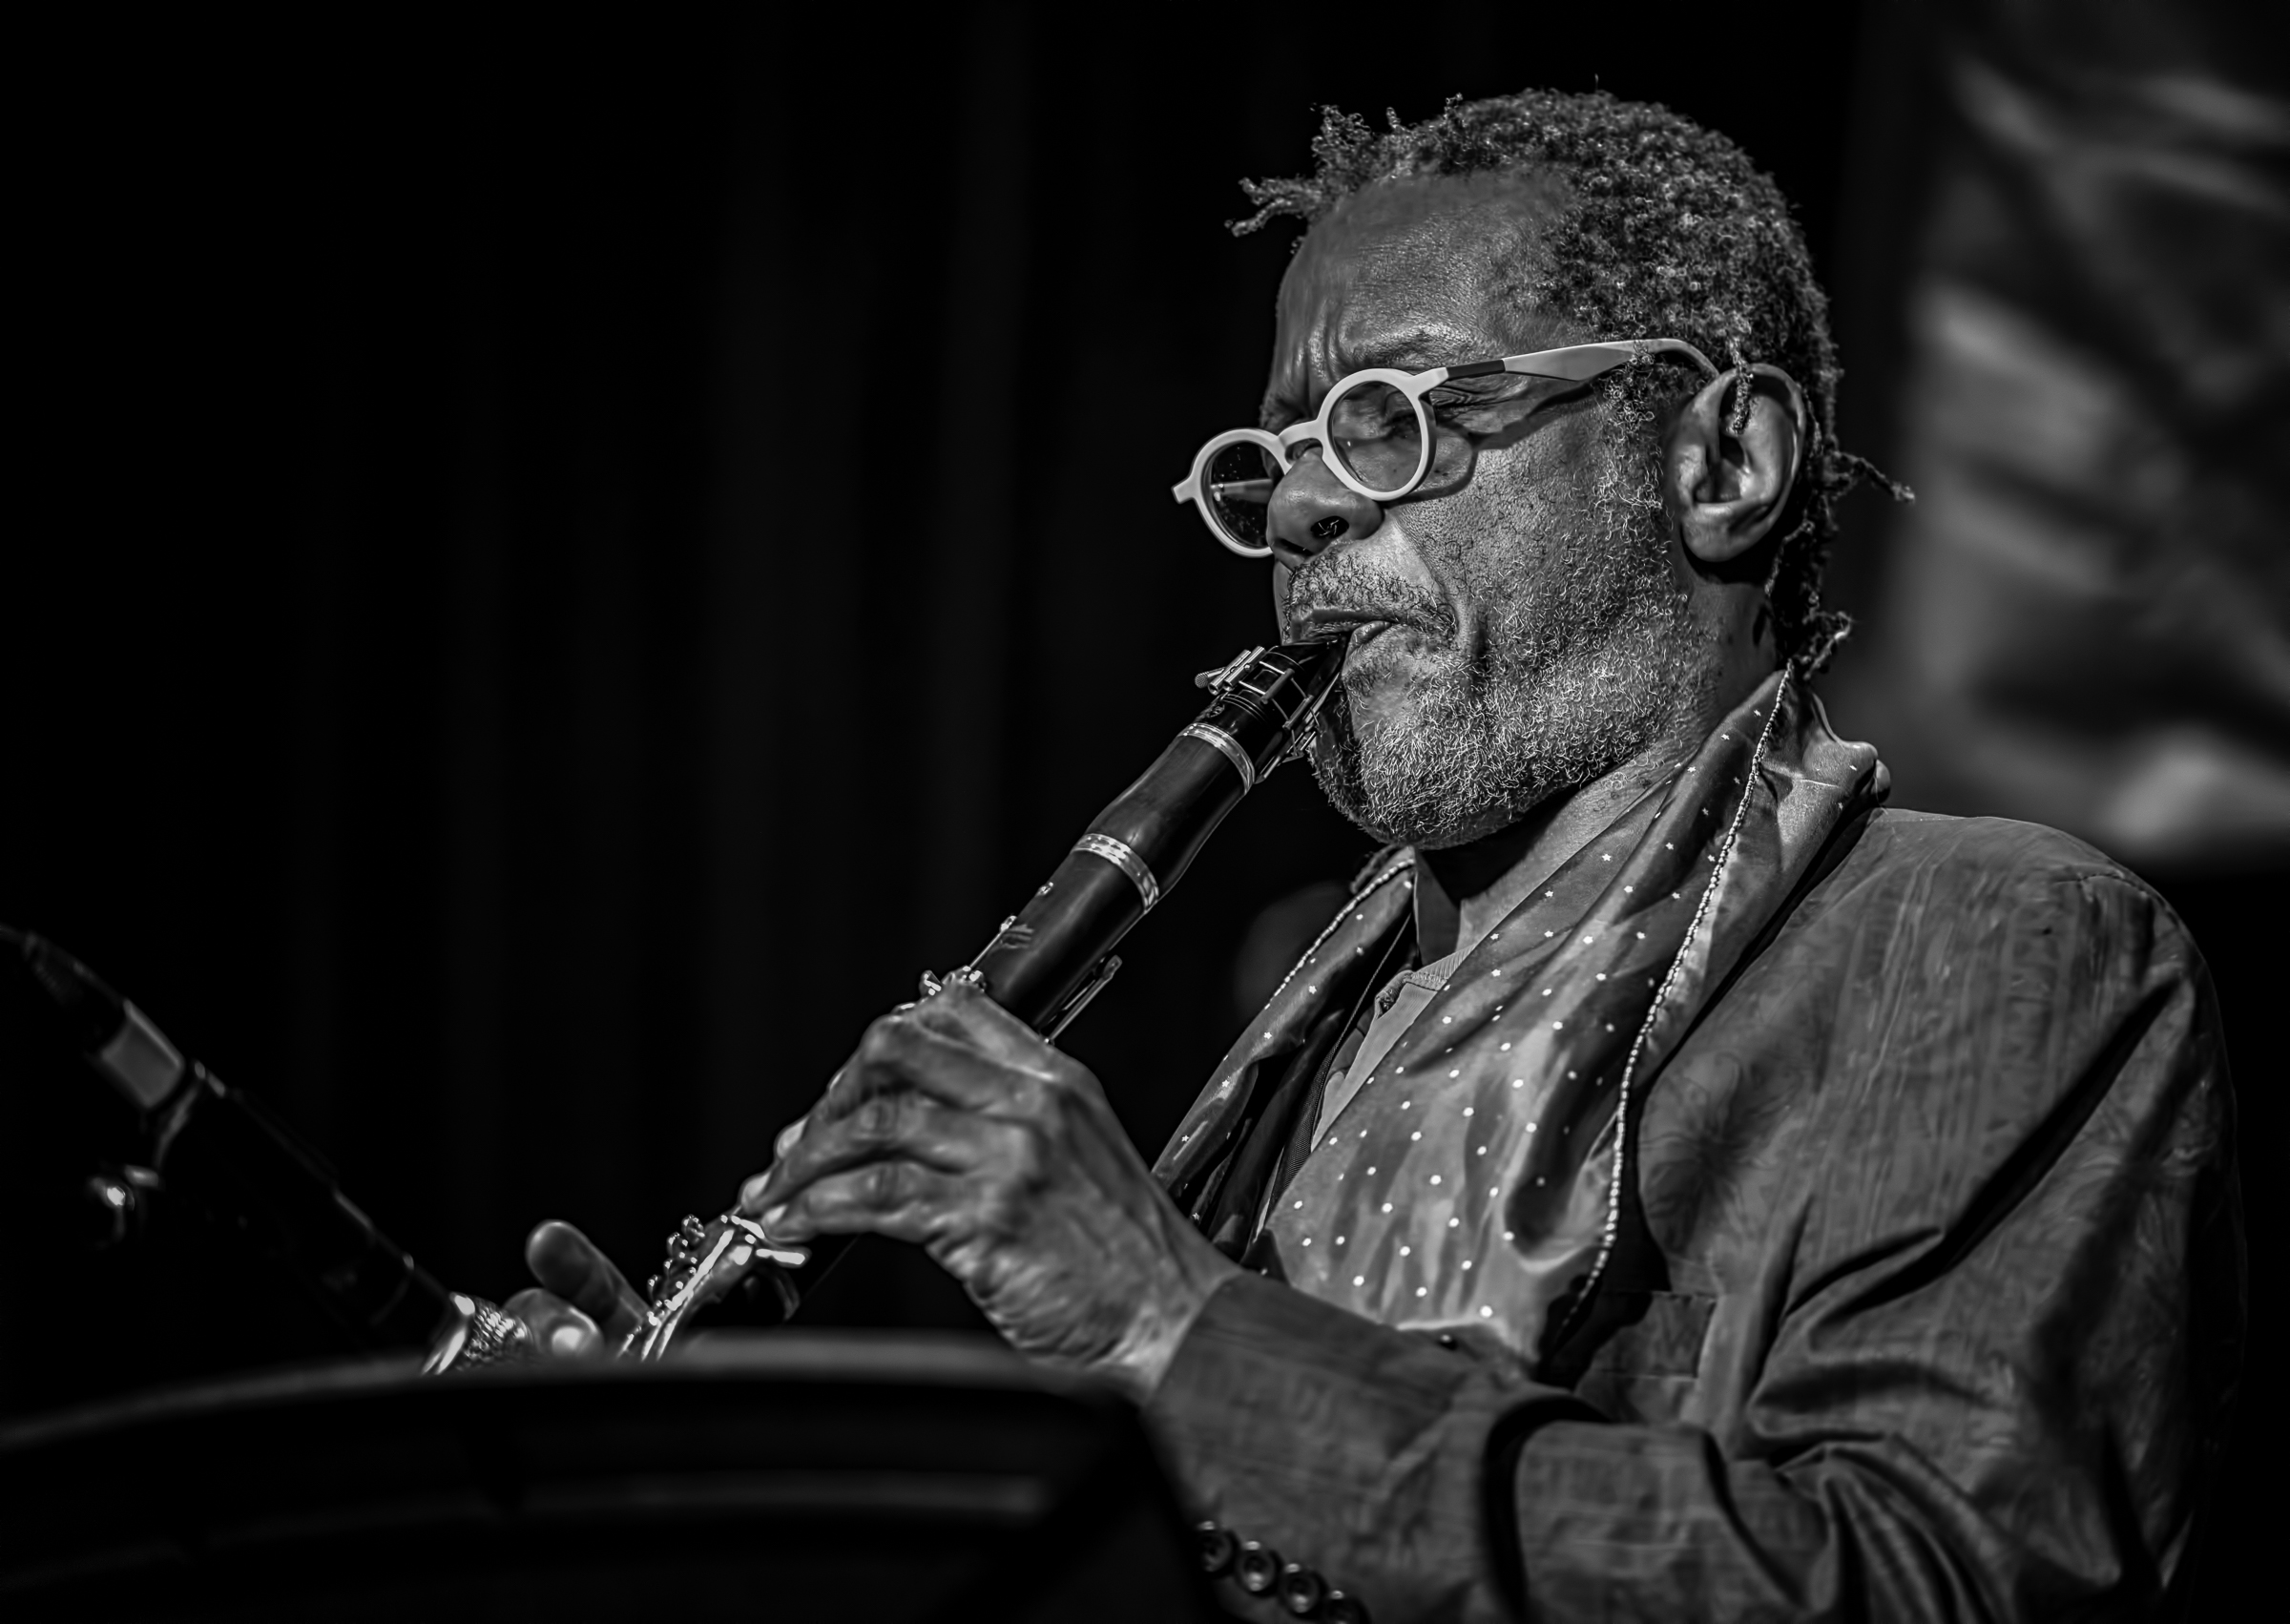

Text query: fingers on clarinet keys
(427, 1296), (537, 1374)
(1194, 1522), (1366, 1621)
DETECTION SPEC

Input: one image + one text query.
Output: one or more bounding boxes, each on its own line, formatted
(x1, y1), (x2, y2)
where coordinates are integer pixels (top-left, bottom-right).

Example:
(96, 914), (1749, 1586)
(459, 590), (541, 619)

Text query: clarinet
(625, 635), (1347, 1361)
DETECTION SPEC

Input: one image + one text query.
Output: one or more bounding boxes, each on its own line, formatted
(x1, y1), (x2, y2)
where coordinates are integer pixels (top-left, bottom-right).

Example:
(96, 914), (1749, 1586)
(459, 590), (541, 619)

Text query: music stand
(0, 1331), (1221, 1621)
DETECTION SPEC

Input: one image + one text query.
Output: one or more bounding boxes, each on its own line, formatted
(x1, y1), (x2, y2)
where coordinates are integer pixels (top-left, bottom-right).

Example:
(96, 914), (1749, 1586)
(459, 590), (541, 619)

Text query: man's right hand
(502, 1219), (649, 1358)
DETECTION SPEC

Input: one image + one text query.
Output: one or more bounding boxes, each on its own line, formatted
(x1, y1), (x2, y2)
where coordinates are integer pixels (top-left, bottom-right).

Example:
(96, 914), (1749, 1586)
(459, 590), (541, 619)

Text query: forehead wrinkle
(1268, 176), (1586, 420)
(1330, 323), (1484, 376)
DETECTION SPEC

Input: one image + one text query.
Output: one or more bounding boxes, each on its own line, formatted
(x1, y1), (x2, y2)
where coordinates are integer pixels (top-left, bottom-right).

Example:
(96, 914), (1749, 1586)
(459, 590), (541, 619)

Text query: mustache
(1285, 549), (1457, 643)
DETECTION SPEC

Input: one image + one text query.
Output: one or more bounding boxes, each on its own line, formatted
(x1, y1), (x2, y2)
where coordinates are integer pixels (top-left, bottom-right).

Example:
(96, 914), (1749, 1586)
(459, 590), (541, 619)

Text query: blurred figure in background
(1833, 0), (2289, 867)
(1824, 0), (2285, 1607)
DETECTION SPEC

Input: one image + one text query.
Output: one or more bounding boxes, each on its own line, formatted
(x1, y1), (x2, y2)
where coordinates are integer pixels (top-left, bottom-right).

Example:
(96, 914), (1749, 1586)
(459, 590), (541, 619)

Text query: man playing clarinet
(510, 91), (2241, 1622)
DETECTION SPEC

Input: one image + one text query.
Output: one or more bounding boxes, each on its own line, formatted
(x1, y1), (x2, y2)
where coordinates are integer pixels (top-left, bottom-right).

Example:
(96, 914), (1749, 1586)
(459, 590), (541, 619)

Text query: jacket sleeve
(1143, 870), (2240, 1622)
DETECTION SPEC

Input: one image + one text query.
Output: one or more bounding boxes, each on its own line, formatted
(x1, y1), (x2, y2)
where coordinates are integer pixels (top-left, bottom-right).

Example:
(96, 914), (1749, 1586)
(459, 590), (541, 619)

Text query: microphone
(5, 927), (529, 1370)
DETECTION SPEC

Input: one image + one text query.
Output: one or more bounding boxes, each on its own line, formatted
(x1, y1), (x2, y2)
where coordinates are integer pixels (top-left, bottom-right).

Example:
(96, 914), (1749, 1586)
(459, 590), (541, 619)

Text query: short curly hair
(1235, 90), (1905, 676)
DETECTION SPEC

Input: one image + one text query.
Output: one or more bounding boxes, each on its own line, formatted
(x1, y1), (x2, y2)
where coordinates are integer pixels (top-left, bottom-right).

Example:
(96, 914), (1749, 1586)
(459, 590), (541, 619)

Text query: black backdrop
(10, 7), (1874, 1316)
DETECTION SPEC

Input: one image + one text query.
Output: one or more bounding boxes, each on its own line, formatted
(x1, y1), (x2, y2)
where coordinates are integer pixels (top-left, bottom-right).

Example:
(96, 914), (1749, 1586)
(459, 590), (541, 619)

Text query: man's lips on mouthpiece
(1304, 607), (1396, 636)
(1302, 606), (1400, 652)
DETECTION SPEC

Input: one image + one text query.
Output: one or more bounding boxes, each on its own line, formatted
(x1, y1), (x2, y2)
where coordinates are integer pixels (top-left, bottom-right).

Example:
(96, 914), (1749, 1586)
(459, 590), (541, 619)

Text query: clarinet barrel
(969, 635), (1345, 1029)
(628, 635), (1346, 1360)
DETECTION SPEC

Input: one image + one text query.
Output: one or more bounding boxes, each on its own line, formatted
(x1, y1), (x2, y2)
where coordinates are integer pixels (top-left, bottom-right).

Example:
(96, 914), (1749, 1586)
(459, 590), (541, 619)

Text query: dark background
(8, 2), (2278, 1609)
(9, 4), (1884, 1311)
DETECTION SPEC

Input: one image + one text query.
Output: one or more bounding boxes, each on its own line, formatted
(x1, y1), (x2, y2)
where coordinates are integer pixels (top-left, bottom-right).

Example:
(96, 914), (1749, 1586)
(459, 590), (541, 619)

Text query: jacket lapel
(1182, 671), (1884, 1366)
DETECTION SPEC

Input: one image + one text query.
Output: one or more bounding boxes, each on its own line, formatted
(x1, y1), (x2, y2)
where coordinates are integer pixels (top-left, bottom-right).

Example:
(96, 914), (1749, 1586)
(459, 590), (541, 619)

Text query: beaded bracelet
(1196, 1519), (1369, 1621)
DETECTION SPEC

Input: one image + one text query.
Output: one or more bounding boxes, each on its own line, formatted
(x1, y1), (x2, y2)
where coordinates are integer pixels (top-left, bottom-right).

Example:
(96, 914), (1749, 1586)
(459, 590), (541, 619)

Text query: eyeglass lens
(1324, 379), (1429, 499)
(1203, 440), (1282, 551)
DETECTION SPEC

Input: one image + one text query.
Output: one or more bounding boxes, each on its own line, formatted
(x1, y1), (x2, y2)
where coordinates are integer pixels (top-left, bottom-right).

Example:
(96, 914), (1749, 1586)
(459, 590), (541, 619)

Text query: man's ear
(1662, 364), (1808, 565)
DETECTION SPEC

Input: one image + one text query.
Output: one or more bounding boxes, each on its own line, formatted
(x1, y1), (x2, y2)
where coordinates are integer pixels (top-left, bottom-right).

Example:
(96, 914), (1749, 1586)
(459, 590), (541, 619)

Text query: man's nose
(1268, 448), (1382, 570)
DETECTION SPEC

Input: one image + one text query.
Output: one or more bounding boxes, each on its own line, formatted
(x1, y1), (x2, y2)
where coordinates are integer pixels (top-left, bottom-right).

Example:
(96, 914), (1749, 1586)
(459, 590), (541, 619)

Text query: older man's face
(1266, 173), (1711, 849)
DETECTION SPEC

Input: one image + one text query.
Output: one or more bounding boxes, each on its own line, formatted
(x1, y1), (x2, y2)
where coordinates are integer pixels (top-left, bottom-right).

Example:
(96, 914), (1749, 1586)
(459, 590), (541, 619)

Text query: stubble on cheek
(1306, 411), (1710, 849)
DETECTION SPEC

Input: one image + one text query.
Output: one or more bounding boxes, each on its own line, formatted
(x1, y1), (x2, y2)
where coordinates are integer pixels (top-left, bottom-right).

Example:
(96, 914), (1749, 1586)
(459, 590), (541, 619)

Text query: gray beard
(1300, 487), (1712, 851)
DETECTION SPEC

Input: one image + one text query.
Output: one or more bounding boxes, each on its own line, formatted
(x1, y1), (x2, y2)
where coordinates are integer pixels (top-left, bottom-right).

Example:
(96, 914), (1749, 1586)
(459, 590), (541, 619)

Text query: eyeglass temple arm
(1468, 339), (1721, 383)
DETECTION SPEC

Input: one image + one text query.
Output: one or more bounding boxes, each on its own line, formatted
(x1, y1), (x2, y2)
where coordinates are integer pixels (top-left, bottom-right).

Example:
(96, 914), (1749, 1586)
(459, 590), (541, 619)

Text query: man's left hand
(739, 980), (1236, 1398)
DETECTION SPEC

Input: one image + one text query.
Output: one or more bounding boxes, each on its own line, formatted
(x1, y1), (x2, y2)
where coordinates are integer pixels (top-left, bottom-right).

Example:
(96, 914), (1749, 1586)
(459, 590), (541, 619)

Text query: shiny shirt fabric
(1144, 676), (2240, 1622)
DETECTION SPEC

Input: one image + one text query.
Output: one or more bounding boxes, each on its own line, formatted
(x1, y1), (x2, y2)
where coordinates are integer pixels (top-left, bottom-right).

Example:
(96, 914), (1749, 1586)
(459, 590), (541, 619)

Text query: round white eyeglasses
(1171, 338), (1718, 558)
